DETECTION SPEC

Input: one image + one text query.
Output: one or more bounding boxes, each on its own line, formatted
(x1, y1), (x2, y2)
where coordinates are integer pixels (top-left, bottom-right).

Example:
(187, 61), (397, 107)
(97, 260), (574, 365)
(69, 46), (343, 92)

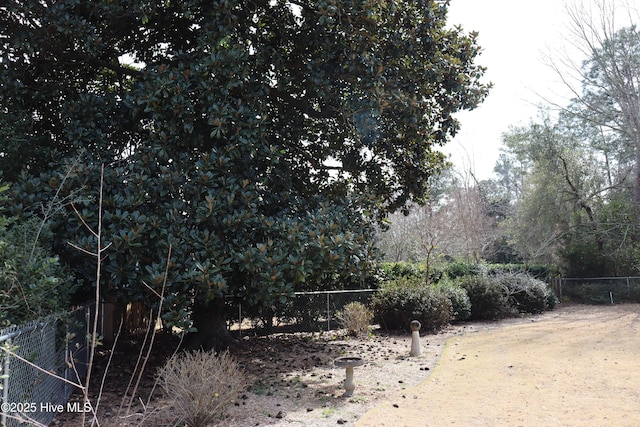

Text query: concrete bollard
(410, 320), (421, 356)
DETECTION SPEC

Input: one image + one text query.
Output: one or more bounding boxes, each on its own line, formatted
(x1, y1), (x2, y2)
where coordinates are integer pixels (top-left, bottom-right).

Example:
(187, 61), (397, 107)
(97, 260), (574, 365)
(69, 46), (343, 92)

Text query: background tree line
(378, 1), (640, 279)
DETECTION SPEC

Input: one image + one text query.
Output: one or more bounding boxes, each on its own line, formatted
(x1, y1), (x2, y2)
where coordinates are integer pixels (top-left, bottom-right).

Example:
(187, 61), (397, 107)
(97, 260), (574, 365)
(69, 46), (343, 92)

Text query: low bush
(336, 301), (373, 336)
(496, 273), (557, 314)
(372, 277), (452, 332)
(455, 272), (558, 320)
(159, 350), (246, 427)
(455, 275), (515, 320)
(435, 281), (472, 321)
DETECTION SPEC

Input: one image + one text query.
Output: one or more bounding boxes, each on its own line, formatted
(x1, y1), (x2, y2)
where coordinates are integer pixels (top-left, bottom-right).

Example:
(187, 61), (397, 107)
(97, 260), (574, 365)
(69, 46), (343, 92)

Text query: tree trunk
(182, 299), (238, 352)
(634, 146), (640, 228)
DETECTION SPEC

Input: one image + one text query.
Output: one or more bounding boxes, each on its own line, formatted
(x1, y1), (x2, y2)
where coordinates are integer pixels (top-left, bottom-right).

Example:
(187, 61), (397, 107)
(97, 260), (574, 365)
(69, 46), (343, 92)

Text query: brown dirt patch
(54, 304), (640, 426)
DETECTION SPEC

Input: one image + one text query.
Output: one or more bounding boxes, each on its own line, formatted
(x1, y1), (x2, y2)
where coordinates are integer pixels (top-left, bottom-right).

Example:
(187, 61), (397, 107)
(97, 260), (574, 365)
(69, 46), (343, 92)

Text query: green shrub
(455, 275), (514, 320)
(483, 263), (559, 281)
(336, 301), (373, 336)
(444, 260), (476, 279)
(496, 273), (556, 314)
(0, 214), (75, 325)
(372, 277), (452, 332)
(380, 261), (445, 285)
(435, 281), (472, 321)
(380, 262), (425, 280)
(545, 287), (559, 310)
(455, 273), (558, 319)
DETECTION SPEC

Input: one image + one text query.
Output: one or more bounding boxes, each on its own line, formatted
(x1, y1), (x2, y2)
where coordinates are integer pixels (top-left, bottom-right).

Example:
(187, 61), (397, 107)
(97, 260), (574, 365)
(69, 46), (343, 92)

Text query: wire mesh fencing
(0, 306), (90, 427)
(0, 291), (376, 425)
(231, 289), (379, 335)
(556, 277), (640, 304)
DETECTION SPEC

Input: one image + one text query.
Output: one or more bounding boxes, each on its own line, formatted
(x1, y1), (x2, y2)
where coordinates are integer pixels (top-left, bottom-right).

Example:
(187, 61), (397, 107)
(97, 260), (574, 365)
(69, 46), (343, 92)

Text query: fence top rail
(225, 289), (378, 299)
(561, 276), (640, 281)
(0, 322), (44, 343)
(293, 289), (378, 296)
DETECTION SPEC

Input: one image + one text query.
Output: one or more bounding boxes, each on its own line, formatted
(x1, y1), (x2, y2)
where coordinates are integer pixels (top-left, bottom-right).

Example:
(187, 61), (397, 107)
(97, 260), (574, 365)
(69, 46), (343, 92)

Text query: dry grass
(336, 302), (373, 337)
(158, 350), (246, 427)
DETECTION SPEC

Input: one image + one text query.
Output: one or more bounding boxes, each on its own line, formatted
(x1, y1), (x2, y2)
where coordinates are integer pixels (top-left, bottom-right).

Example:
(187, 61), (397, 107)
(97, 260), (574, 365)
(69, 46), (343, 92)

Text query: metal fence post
(327, 293), (331, 331)
(1, 337), (10, 427)
(559, 278), (563, 298)
(238, 303), (242, 339)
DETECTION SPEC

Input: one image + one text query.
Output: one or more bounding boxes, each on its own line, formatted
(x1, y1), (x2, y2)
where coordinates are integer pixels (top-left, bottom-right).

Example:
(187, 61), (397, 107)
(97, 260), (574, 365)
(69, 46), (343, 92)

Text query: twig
(67, 345), (100, 426)
(141, 280), (162, 299)
(125, 245), (172, 416)
(67, 241), (99, 257)
(0, 344), (84, 390)
(118, 310), (154, 417)
(3, 412), (48, 427)
(143, 333), (185, 410)
(80, 163), (107, 426)
(91, 317), (124, 427)
(70, 202), (99, 239)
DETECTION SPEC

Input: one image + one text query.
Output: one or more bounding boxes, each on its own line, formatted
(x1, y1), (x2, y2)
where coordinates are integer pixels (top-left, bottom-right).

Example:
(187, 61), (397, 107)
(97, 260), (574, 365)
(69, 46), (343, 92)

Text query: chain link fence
(0, 306), (90, 427)
(0, 291), (376, 426)
(555, 277), (640, 304)
(231, 289), (378, 335)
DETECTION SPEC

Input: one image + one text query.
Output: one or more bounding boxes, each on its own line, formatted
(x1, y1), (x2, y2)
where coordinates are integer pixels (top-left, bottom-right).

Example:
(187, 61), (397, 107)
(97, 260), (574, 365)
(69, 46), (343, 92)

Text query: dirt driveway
(357, 304), (640, 427)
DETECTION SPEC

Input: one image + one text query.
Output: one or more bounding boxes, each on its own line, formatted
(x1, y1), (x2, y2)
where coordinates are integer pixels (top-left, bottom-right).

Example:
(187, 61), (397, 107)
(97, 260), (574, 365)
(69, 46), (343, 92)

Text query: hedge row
(372, 273), (557, 331)
(379, 261), (559, 283)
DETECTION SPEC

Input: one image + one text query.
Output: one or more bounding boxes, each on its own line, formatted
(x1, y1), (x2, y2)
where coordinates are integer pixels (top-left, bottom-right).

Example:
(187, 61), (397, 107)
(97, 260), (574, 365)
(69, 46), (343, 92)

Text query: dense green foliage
(455, 275), (513, 320)
(434, 279), (472, 321)
(376, 261), (559, 323)
(372, 276), (452, 332)
(0, 186), (75, 325)
(496, 273), (557, 314)
(379, 262), (427, 281)
(381, 260), (558, 281)
(379, 261), (445, 284)
(454, 272), (556, 320)
(447, 262), (559, 281)
(0, 0), (488, 342)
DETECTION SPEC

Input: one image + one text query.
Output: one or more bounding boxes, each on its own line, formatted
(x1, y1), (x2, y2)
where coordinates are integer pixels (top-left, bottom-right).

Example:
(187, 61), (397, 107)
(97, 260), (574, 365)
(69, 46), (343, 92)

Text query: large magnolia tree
(0, 0), (488, 348)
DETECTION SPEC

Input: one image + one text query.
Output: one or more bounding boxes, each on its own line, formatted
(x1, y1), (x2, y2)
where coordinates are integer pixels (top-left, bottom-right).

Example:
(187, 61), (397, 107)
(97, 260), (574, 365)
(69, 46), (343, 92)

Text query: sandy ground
(357, 304), (640, 427)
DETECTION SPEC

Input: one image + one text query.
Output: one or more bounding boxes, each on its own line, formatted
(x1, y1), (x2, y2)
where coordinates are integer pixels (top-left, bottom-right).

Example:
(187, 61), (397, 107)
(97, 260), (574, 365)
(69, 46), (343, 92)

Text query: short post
(410, 320), (421, 356)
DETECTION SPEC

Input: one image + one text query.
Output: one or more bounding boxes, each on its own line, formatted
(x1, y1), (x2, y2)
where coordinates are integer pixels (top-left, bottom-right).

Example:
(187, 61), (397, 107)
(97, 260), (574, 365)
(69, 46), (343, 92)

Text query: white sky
(445, 0), (576, 180)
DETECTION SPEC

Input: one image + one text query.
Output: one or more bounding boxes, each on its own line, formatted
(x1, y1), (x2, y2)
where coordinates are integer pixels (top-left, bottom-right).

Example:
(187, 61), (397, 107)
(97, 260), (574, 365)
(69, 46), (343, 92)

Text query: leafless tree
(378, 168), (501, 266)
(545, 0), (640, 214)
